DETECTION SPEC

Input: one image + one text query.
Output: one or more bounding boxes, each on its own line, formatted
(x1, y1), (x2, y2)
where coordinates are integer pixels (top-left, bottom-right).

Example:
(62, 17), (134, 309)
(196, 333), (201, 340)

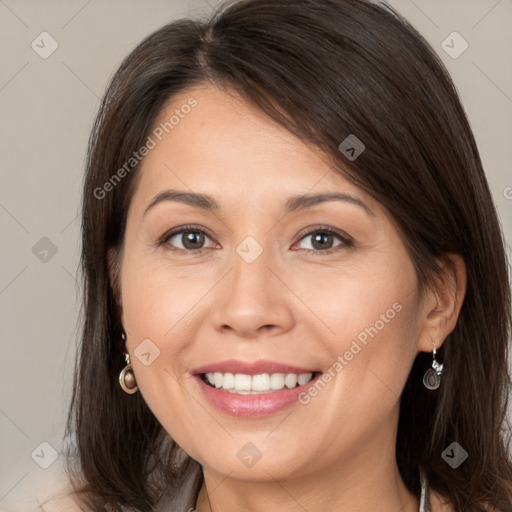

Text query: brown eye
(180, 230), (206, 250)
(294, 228), (353, 253)
(160, 226), (215, 252)
(310, 232), (336, 250)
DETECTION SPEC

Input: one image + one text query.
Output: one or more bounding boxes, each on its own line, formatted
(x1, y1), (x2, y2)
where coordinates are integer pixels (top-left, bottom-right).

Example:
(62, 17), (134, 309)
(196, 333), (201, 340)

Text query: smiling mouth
(200, 371), (321, 394)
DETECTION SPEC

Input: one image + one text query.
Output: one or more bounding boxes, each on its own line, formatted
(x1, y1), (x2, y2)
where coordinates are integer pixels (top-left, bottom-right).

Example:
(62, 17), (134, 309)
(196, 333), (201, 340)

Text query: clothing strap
(419, 467), (429, 512)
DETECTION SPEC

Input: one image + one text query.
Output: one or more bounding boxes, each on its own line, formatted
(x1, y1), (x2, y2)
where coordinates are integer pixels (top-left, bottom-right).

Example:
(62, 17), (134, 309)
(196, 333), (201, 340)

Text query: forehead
(129, 84), (375, 214)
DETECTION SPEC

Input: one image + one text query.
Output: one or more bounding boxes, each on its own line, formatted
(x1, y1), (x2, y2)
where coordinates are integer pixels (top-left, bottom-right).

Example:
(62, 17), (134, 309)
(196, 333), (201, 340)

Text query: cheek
(119, 253), (213, 410)
(300, 253), (421, 406)
(119, 256), (209, 443)
(291, 256), (418, 350)
(121, 253), (206, 345)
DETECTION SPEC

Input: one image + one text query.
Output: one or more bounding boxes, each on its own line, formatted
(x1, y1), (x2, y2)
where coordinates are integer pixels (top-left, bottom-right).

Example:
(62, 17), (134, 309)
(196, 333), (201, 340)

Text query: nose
(208, 243), (295, 339)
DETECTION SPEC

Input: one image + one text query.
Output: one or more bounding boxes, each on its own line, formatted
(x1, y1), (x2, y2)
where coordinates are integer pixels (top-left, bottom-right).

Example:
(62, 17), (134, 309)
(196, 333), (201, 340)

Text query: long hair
(65, 1), (512, 510)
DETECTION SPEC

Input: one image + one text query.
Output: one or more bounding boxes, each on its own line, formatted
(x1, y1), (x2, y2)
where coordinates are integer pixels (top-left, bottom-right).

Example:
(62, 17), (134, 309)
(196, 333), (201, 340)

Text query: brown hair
(64, 0), (512, 510)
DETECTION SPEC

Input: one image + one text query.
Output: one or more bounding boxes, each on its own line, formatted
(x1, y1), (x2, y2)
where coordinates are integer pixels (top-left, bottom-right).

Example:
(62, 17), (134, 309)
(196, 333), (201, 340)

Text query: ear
(107, 246), (123, 320)
(417, 253), (467, 353)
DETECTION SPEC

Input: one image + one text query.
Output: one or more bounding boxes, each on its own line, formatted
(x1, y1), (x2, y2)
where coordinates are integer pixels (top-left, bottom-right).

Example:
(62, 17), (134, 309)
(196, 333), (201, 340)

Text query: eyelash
(157, 224), (354, 255)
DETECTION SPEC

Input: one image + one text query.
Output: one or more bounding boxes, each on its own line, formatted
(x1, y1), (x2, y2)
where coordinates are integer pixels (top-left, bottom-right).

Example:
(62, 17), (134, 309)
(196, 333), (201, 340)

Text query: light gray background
(1, 0), (511, 509)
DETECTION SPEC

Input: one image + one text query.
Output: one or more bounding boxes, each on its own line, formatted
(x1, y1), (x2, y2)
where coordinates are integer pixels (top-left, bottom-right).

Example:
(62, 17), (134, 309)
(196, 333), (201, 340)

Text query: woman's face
(117, 84), (431, 481)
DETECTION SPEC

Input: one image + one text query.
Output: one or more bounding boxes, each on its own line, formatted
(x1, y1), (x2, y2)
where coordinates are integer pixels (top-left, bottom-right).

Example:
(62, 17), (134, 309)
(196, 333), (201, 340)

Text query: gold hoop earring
(119, 352), (138, 394)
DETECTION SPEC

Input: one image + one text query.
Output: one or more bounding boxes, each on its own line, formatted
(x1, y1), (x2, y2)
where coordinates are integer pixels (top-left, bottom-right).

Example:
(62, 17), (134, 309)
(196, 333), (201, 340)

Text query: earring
(119, 333), (138, 394)
(423, 341), (443, 390)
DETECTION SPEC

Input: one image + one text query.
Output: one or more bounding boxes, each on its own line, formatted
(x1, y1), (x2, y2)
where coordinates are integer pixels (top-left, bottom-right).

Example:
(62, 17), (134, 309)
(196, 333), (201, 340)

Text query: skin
(112, 84), (466, 512)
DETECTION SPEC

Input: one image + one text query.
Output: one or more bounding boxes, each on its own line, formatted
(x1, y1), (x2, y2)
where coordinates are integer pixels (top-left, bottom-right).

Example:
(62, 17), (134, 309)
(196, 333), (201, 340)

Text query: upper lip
(191, 360), (319, 376)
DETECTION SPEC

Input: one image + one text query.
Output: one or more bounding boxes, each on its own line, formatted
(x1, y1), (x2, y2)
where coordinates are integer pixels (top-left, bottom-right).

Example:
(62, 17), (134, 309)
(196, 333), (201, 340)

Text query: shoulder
(0, 456), (91, 512)
(32, 458), (92, 512)
(37, 482), (91, 512)
(33, 470), (91, 512)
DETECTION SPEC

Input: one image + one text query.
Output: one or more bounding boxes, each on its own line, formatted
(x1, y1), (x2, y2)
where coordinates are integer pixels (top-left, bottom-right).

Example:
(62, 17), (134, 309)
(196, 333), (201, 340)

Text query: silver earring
(423, 341), (443, 390)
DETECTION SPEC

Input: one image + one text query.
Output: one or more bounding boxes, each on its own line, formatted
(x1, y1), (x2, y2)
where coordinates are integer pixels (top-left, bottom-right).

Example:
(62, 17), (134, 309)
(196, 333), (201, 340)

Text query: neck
(195, 419), (419, 512)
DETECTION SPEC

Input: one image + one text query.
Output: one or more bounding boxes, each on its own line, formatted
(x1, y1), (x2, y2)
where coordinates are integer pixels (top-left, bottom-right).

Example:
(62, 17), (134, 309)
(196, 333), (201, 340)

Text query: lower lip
(192, 374), (320, 418)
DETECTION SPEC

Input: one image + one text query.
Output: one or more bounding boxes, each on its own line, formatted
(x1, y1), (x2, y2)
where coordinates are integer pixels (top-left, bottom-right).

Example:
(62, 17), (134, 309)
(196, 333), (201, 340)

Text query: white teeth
(234, 373), (252, 390)
(222, 372), (234, 389)
(252, 373), (270, 391)
(298, 373), (312, 386)
(214, 372), (223, 388)
(204, 372), (314, 393)
(270, 373), (285, 390)
(284, 373), (298, 388)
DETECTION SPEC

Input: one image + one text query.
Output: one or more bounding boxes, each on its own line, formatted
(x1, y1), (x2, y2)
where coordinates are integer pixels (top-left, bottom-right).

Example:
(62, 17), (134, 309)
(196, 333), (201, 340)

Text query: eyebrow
(143, 189), (373, 217)
(285, 192), (373, 216)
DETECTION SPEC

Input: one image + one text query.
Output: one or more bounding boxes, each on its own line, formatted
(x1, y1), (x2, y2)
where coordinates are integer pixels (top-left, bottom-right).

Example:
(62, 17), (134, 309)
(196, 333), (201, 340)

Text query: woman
(56, 0), (512, 510)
